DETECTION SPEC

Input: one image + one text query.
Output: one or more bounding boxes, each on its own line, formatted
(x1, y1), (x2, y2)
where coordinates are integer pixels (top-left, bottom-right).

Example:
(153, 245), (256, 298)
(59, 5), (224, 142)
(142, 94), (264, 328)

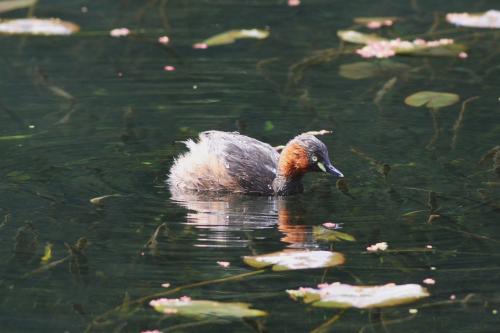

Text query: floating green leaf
(287, 282), (430, 309)
(313, 226), (356, 242)
(396, 43), (466, 57)
(405, 91), (460, 109)
(0, 18), (79, 36)
(0, 0), (36, 13)
(195, 28), (269, 47)
(243, 250), (345, 271)
(339, 60), (410, 80)
(0, 134), (33, 141)
(337, 30), (386, 44)
(150, 297), (267, 318)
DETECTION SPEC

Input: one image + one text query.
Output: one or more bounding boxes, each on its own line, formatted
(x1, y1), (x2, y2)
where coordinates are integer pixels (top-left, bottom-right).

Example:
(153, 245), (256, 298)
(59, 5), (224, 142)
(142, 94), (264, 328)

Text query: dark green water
(1, 1), (499, 332)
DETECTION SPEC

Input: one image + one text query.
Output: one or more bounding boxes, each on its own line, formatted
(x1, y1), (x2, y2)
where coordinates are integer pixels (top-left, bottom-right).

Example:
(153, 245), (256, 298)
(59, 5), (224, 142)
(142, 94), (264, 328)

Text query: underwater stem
(426, 108), (440, 150)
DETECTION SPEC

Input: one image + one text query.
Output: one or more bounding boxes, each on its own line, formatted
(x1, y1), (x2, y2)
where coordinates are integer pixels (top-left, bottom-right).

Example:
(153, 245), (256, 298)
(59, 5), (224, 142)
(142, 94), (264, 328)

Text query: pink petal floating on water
(161, 283), (171, 288)
(356, 37), (455, 58)
(217, 261), (231, 268)
(366, 21), (382, 29)
(356, 41), (396, 58)
(458, 51), (468, 58)
(110, 27), (130, 37)
(322, 222), (340, 229)
(158, 36), (170, 45)
(193, 43), (208, 49)
(426, 245), (433, 249)
(450, 294), (456, 300)
(423, 278), (435, 285)
(288, 0), (301, 6)
(141, 330), (162, 333)
(179, 296), (192, 302)
(163, 65), (176, 71)
(366, 242), (388, 252)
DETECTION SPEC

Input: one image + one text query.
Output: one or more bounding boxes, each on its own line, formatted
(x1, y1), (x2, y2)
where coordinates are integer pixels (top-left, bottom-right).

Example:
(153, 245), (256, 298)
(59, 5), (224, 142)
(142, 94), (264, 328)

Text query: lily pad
(405, 91), (460, 109)
(354, 16), (398, 27)
(339, 60), (410, 80)
(150, 297), (267, 318)
(243, 249), (345, 271)
(0, 0), (36, 13)
(313, 226), (356, 242)
(446, 10), (500, 29)
(195, 28), (269, 47)
(395, 42), (466, 57)
(337, 30), (386, 44)
(287, 282), (430, 309)
(0, 18), (79, 36)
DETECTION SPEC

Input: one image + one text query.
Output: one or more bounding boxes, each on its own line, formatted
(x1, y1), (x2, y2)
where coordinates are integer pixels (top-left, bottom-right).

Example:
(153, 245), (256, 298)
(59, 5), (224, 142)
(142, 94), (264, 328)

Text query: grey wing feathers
(201, 131), (279, 194)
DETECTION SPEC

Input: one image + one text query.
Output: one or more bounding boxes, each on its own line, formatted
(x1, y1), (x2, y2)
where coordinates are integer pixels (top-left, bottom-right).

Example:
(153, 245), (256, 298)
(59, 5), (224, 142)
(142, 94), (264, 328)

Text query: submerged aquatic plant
(405, 91), (460, 149)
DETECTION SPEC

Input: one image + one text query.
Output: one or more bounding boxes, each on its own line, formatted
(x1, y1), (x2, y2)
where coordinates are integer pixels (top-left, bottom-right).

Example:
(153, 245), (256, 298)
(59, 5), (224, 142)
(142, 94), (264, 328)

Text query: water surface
(1, 1), (499, 332)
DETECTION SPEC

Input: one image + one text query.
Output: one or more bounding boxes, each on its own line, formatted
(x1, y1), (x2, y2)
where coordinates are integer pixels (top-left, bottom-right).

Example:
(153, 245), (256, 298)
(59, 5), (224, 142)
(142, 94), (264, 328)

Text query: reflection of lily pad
(405, 91), (460, 109)
(150, 297), (267, 318)
(243, 250), (345, 271)
(337, 30), (386, 44)
(339, 61), (410, 80)
(196, 28), (269, 47)
(313, 226), (356, 242)
(0, 18), (79, 36)
(287, 282), (430, 309)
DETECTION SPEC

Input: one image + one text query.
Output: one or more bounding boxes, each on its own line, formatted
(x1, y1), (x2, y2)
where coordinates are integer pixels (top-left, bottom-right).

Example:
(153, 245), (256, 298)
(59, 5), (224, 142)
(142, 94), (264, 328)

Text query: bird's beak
(318, 161), (344, 178)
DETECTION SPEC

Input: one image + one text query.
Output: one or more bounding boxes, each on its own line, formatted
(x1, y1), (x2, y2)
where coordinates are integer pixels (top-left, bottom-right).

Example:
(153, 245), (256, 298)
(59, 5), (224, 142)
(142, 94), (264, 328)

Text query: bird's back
(168, 131), (279, 194)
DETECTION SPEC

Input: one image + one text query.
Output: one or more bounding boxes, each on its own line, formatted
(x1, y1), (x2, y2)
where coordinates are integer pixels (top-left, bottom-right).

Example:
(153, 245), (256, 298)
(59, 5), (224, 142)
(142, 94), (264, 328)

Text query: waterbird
(168, 131), (343, 195)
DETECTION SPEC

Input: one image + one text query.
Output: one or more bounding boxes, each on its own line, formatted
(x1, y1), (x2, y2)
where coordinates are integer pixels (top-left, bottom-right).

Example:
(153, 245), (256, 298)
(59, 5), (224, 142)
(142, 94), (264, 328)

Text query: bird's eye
(312, 155), (318, 162)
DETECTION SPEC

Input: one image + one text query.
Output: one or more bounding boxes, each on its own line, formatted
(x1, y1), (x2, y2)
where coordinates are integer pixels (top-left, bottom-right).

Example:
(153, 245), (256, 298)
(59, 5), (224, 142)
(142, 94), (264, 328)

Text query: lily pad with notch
(243, 249), (345, 271)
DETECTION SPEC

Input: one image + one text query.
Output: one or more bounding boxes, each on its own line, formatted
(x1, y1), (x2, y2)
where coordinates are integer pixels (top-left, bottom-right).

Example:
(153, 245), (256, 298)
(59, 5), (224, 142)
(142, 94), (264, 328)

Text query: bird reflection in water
(170, 189), (316, 248)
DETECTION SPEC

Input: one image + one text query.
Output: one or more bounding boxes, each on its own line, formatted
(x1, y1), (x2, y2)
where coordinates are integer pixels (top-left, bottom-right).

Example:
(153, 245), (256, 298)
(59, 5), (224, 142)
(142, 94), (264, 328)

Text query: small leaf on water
(339, 61), (409, 80)
(150, 298), (267, 318)
(337, 30), (386, 44)
(0, 134), (33, 141)
(195, 28), (269, 47)
(405, 91), (460, 109)
(0, 18), (79, 36)
(0, 0), (36, 14)
(353, 16), (398, 28)
(287, 282), (430, 309)
(89, 194), (121, 205)
(243, 249), (345, 271)
(313, 226), (356, 242)
(41, 242), (53, 264)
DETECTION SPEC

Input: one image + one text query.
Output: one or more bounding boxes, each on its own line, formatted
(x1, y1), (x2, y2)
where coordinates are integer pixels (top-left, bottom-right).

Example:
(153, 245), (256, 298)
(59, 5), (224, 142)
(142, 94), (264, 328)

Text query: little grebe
(168, 131), (343, 195)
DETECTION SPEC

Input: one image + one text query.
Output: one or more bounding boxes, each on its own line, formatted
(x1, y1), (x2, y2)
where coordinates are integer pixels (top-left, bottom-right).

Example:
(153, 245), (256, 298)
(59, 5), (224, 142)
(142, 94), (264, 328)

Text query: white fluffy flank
(167, 137), (241, 192)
